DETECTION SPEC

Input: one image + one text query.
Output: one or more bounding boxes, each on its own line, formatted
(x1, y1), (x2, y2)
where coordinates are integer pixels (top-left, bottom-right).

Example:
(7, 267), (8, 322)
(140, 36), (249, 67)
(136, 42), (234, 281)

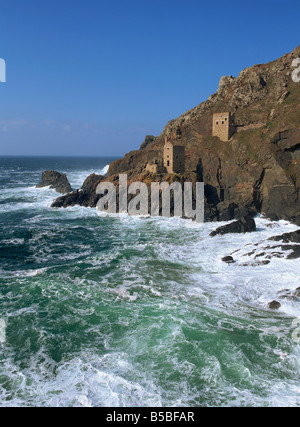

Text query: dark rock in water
(240, 259), (270, 266)
(285, 245), (300, 260)
(51, 173), (104, 208)
(265, 228), (300, 259)
(268, 229), (300, 244)
(277, 287), (300, 301)
(210, 216), (256, 237)
(294, 287), (300, 298)
(268, 300), (281, 310)
(222, 256), (235, 263)
(37, 170), (73, 194)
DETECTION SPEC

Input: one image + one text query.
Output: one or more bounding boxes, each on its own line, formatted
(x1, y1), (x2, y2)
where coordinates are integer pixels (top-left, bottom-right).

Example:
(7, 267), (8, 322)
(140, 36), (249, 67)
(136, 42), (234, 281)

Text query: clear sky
(0, 0), (299, 157)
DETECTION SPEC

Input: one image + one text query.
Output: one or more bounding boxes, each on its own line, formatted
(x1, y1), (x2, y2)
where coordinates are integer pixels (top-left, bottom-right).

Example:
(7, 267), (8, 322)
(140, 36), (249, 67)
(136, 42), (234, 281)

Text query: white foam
(0, 352), (163, 407)
(100, 164), (109, 176)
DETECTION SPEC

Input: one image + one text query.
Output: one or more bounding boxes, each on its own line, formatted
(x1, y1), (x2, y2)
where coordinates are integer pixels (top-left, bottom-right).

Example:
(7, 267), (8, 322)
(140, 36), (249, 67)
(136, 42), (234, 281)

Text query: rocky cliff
(52, 46), (300, 224)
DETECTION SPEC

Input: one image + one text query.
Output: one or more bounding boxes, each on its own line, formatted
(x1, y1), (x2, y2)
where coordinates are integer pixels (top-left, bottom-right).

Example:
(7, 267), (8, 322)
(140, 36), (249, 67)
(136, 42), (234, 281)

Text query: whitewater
(0, 156), (300, 407)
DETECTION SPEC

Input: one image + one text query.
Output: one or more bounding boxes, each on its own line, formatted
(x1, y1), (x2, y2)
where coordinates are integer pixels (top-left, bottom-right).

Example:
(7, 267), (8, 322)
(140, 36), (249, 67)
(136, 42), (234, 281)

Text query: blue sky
(0, 0), (299, 157)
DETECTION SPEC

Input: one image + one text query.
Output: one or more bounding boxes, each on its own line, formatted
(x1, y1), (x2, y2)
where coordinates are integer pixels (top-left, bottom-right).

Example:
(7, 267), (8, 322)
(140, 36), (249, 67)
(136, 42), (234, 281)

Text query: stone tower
(164, 137), (185, 174)
(212, 112), (235, 142)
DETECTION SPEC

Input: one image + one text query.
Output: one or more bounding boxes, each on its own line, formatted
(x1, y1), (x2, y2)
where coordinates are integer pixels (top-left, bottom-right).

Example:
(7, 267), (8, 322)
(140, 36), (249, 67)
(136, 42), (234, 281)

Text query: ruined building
(145, 127), (186, 174)
(145, 160), (166, 174)
(164, 136), (185, 174)
(212, 112), (235, 142)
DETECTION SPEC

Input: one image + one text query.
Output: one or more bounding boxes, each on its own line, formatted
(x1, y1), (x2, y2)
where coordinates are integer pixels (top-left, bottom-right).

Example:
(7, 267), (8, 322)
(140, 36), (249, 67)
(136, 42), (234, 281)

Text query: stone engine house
(164, 136), (185, 174)
(212, 112), (235, 142)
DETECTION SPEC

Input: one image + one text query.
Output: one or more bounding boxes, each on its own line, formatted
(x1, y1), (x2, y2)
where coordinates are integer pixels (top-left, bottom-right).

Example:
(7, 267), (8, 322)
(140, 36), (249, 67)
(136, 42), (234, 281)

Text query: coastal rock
(268, 300), (281, 310)
(261, 229), (300, 260)
(222, 228), (300, 266)
(51, 173), (104, 208)
(36, 170), (73, 194)
(268, 229), (300, 244)
(210, 216), (256, 237)
(221, 256), (235, 263)
(278, 290), (299, 301)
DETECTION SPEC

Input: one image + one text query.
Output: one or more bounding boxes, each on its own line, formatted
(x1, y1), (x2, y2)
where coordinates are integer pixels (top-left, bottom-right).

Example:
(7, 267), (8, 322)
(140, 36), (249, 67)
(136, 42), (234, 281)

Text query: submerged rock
(210, 216), (256, 237)
(222, 256), (235, 263)
(36, 170), (73, 194)
(277, 287), (300, 301)
(268, 300), (281, 310)
(268, 229), (300, 244)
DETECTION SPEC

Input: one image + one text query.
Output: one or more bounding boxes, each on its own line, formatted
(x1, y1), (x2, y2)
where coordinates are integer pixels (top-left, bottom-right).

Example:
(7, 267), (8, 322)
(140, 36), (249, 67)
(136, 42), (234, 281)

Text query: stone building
(145, 161), (166, 174)
(164, 136), (185, 174)
(212, 112), (235, 142)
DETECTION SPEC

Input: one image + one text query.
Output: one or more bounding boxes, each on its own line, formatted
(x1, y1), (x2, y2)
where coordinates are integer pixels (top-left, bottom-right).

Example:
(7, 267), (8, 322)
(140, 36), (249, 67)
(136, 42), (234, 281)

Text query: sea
(0, 156), (300, 407)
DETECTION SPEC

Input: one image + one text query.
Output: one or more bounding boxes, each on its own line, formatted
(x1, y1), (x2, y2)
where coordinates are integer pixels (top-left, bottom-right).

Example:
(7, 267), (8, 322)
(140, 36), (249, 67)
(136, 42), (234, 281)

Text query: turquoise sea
(0, 156), (300, 407)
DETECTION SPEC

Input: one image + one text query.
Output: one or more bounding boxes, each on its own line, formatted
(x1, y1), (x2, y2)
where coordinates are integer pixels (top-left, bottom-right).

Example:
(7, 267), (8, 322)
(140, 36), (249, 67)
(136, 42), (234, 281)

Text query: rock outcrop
(268, 229), (300, 244)
(221, 256), (235, 264)
(51, 173), (104, 207)
(210, 216), (256, 237)
(37, 170), (73, 194)
(221, 228), (300, 265)
(268, 287), (300, 310)
(268, 300), (281, 310)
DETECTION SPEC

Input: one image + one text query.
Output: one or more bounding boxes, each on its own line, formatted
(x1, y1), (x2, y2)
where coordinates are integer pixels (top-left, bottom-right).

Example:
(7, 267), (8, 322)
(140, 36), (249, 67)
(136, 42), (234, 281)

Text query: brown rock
(36, 170), (73, 194)
(268, 300), (281, 310)
(210, 216), (256, 237)
(222, 256), (235, 263)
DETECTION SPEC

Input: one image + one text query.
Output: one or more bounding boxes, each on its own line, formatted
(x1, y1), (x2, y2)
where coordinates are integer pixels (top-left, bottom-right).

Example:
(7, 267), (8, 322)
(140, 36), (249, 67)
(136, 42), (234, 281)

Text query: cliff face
(52, 46), (300, 224)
